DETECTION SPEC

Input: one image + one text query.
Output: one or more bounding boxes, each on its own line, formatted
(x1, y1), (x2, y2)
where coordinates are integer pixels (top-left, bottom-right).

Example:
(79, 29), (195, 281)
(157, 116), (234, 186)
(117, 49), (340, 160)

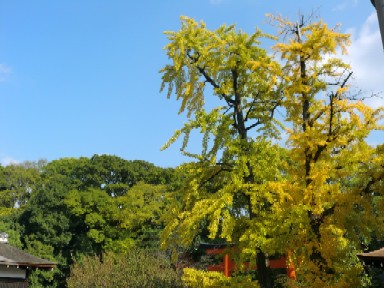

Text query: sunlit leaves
(160, 16), (281, 131)
(161, 14), (383, 288)
(270, 14), (384, 287)
(182, 268), (256, 288)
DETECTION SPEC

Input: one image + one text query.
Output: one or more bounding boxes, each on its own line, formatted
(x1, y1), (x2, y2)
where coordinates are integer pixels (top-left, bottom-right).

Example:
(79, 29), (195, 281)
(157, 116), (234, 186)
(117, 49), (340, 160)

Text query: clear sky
(0, 0), (383, 168)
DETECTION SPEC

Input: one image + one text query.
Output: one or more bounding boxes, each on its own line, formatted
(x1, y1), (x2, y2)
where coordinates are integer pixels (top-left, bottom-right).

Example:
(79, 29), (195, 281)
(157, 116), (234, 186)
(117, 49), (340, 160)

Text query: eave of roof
(0, 243), (56, 268)
(357, 247), (384, 259)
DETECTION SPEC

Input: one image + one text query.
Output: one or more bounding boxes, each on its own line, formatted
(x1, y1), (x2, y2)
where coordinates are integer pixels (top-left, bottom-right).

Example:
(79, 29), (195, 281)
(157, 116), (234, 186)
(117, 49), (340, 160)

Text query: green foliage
(10, 154), (180, 287)
(42, 155), (176, 194)
(117, 182), (169, 248)
(20, 181), (72, 251)
(64, 182), (170, 254)
(0, 210), (23, 248)
(67, 249), (183, 288)
(18, 180), (72, 287)
(65, 187), (128, 254)
(28, 268), (57, 288)
(0, 161), (41, 208)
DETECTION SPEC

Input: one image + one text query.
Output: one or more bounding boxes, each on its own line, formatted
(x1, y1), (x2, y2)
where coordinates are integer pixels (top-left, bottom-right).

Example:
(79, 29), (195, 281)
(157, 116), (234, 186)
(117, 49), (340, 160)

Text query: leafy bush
(182, 268), (257, 288)
(67, 248), (183, 288)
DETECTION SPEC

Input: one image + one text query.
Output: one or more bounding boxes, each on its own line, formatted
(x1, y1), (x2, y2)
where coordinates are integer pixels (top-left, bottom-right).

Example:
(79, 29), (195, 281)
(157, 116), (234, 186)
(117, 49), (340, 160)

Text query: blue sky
(0, 0), (383, 167)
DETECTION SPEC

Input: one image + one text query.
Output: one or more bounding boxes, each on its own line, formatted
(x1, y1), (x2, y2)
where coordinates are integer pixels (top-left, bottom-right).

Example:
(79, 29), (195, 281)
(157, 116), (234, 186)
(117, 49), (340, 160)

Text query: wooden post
(287, 263), (296, 280)
(224, 253), (230, 277)
(286, 251), (297, 280)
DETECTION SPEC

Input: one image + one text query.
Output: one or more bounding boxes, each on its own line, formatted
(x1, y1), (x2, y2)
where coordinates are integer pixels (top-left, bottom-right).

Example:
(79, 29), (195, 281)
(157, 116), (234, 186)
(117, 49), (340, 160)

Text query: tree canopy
(160, 15), (384, 287)
(0, 155), (180, 287)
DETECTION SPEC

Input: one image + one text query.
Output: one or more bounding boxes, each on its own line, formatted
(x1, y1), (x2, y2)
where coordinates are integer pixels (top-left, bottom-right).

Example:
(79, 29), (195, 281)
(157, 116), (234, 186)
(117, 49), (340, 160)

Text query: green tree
(118, 182), (171, 248)
(64, 187), (127, 255)
(64, 182), (172, 253)
(17, 155), (180, 287)
(42, 155), (177, 196)
(19, 179), (72, 287)
(0, 161), (42, 208)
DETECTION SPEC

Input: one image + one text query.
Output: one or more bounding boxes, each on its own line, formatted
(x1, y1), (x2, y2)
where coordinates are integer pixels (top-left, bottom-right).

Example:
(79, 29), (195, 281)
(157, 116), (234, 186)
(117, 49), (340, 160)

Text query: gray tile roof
(0, 243), (56, 268)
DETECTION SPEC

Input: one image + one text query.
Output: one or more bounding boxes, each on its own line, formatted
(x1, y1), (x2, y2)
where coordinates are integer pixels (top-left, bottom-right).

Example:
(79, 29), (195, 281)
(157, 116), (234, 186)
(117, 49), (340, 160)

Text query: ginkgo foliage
(160, 15), (383, 288)
(160, 16), (284, 288)
(267, 15), (384, 287)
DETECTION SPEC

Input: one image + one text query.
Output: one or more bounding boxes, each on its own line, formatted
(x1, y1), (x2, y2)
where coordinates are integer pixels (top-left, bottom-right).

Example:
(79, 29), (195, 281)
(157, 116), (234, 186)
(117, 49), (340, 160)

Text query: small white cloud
(0, 64), (11, 82)
(333, 0), (359, 11)
(1, 157), (20, 166)
(343, 12), (384, 106)
(0, 64), (11, 74)
(343, 13), (384, 145)
(209, 0), (224, 5)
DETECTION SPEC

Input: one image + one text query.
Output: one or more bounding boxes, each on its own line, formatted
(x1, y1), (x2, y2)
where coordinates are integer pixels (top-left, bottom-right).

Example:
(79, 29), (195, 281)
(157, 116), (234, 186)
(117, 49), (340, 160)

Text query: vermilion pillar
(224, 253), (230, 277)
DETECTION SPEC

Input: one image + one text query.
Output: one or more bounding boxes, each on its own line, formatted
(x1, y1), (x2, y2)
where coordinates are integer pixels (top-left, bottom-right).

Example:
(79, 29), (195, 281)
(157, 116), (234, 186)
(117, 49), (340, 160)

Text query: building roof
(357, 247), (384, 268)
(0, 243), (56, 268)
(357, 247), (384, 259)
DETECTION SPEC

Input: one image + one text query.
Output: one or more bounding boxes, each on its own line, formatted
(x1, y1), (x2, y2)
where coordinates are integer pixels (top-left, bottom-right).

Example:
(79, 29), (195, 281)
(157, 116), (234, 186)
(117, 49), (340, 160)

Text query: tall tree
(160, 16), (283, 287)
(160, 16), (384, 287)
(264, 15), (384, 287)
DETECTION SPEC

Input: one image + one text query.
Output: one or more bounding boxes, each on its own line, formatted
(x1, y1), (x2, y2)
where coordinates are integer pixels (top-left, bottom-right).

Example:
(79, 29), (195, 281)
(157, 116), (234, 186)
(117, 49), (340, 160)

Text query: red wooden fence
(204, 247), (296, 280)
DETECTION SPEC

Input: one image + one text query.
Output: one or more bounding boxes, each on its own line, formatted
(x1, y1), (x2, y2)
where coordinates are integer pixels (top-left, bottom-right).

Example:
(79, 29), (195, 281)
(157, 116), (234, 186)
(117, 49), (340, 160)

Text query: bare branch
(246, 120), (262, 131)
(197, 165), (233, 190)
(244, 96), (259, 123)
(186, 50), (235, 106)
(334, 71), (353, 99)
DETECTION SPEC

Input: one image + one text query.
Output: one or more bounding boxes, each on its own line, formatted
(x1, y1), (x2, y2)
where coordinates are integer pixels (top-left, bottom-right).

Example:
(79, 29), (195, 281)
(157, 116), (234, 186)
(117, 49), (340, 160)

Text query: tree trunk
(257, 252), (273, 288)
(233, 67), (274, 288)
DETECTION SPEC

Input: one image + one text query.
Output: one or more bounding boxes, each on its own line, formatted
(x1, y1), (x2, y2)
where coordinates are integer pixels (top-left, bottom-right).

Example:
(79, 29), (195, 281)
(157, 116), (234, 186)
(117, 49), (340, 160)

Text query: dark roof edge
(0, 261), (56, 268)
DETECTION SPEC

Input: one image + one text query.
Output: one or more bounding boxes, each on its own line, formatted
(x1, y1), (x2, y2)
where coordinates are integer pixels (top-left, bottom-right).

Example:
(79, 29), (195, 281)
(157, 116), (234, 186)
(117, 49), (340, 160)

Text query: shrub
(67, 248), (183, 288)
(182, 268), (258, 288)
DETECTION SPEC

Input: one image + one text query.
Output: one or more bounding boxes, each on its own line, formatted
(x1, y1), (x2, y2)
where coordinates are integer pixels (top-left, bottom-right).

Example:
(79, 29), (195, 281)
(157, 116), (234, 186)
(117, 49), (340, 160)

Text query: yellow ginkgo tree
(160, 15), (384, 288)
(265, 15), (384, 287)
(160, 16), (284, 287)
